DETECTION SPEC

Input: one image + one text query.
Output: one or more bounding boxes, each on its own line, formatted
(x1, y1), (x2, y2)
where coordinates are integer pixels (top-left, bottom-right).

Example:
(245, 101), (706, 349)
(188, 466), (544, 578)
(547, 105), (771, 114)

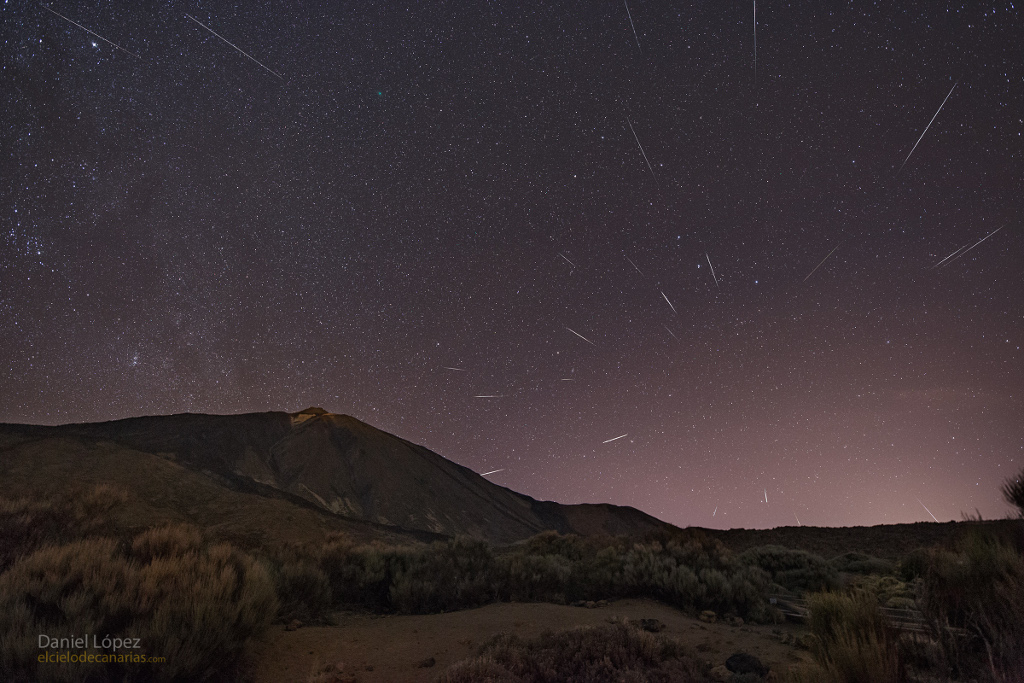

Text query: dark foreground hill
(0, 407), (671, 544)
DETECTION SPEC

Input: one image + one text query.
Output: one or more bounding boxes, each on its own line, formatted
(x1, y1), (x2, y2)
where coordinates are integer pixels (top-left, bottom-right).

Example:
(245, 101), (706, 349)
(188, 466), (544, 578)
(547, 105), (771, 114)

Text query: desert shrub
(497, 552), (572, 604)
(830, 552), (895, 576)
(918, 530), (1024, 681)
(0, 534), (277, 682)
(896, 548), (930, 582)
(276, 560), (332, 622)
(390, 537), (496, 613)
(291, 531), (772, 620)
(131, 524), (203, 563)
(807, 590), (904, 683)
(437, 620), (709, 682)
(739, 545), (839, 593)
(0, 485), (128, 571)
(519, 530), (590, 561)
(847, 574), (917, 611)
(318, 541), (395, 610)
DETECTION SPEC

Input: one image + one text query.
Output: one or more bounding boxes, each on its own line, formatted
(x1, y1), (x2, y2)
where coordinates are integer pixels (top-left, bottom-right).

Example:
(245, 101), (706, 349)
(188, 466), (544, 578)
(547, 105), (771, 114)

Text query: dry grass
(802, 590), (904, 683)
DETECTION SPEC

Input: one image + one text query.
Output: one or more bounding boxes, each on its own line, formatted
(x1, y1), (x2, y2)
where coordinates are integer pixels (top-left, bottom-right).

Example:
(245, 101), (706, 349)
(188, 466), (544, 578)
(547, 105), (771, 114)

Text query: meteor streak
(559, 252), (577, 268)
(625, 116), (657, 184)
(705, 253), (719, 287)
(186, 13), (284, 80)
(625, 255), (644, 275)
(803, 244), (840, 282)
(481, 469), (505, 476)
(42, 5), (139, 58)
(937, 225), (1003, 267)
(623, 0), (641, 51)
(660, 290), (678, 314)
(916, 497), (939, 522)
(898, 81), (957, 174)
(442, 366), (466, 371)
(473, 395), (503, 398)
(932, 242), (970, 269)
(565, 327), (597, 346)
(603, 433), (628, 443)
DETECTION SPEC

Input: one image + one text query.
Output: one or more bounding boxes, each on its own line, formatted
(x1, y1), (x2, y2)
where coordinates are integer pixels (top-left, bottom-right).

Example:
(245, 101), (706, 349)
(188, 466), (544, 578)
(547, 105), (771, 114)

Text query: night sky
(3, 1), (1022, 529)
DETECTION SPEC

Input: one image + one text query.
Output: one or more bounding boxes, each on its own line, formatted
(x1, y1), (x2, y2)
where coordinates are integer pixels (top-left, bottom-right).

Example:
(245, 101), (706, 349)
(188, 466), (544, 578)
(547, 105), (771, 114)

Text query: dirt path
(249, 599), (813, 682)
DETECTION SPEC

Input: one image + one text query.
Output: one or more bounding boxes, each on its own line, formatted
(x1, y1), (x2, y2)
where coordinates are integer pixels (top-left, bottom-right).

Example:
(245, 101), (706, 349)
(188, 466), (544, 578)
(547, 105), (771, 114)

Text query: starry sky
(3, 0), (1022, 529)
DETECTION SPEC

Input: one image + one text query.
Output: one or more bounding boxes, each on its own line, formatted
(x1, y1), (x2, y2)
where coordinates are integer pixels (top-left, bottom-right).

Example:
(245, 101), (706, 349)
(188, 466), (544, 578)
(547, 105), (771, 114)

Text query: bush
(437, 620), (710, 682)
(0, 533), (277, 682)
(896, 548), (930, 582)
(830, 552), (895, 576)
(276, 561), (332, 622)
(739, 545), (840, 593)
(390, 537), (496, 613)
(0, 485), (128, 572)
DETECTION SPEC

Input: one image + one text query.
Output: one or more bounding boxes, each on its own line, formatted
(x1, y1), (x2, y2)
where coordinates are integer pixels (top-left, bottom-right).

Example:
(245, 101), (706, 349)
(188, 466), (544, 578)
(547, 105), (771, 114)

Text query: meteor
(937, 225), (1003, 267)
(623, 0), (641, 51)
(565, 327), (597, 346)
(706, 253), (719, 288)
(603, 433), (628, 443)
(42, 5), (139, 58)
(481, 469), (505, 476)
(186, 13), (284, 80)
(915, 496), (939, 522)
(803, 244), (840, 282)
(559, 252), (577, 268)
(625, 116), (657, 185)
(898, 81), (958, 175)
(660, 290), (678, 315)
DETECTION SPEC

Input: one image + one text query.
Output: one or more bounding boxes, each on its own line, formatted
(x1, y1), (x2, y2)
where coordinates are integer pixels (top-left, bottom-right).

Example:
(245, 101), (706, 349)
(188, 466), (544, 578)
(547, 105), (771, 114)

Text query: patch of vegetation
(268, 528), (777, 622)
(0, 525), (277, 682)
(829, 552), (895, 576)
(804, 590), (904, 683)
(917, 530), (1024, 681)
(436, 619), (710, 683)
(738, 544), (839, 593)
(0, 485), (128, 572)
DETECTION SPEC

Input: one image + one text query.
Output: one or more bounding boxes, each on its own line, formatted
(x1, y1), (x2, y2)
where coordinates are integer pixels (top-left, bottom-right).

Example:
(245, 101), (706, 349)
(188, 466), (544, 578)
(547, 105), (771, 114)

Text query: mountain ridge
(0, 407), (672, 544)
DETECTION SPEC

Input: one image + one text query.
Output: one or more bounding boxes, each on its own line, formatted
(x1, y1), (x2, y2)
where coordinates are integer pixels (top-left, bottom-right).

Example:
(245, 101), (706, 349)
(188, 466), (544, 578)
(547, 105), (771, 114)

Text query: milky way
(2, 1), (1021, 529)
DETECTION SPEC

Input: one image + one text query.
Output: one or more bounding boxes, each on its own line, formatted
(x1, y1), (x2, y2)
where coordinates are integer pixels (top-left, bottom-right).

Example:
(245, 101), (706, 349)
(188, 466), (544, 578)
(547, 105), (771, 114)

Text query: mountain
(0, 407), (671, 544)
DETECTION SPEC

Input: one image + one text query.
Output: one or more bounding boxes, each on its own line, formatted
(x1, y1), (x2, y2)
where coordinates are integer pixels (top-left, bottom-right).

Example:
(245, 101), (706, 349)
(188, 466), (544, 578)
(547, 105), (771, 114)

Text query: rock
(596, 599), (609, 607)
(638, 618), (666, 632)
(709, 664), (732, 682)
(585, 600), (597, 608)
(730, 616), (744, 627)
(415, 656), (436, 668)
(285, 619), (303, 631)
(726, 651), (769, 677)
(699, 610), (717, 623)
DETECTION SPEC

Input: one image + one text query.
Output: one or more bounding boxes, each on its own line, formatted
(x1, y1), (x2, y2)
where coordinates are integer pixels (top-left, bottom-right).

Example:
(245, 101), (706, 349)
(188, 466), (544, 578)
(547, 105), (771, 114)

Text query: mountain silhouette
(0, 407), (670, 543)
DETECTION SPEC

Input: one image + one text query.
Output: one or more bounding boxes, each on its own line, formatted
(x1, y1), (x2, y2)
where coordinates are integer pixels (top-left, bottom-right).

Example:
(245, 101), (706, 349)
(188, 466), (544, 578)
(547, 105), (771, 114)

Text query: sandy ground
(249, 599), (813, 683)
